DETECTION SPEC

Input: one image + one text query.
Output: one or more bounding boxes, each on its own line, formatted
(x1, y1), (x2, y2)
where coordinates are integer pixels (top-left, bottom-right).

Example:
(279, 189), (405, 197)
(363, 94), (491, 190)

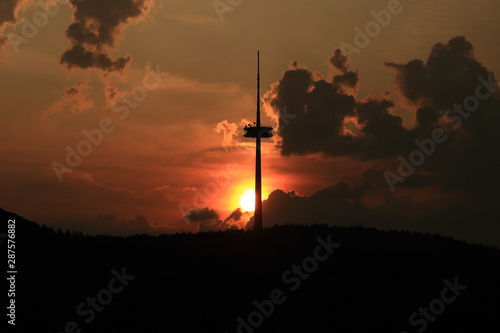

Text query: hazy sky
(1, 0), (499, 244)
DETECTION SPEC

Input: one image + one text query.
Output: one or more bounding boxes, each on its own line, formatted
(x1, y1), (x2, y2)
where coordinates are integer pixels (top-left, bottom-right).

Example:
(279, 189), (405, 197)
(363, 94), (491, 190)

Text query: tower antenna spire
(257, 51), (260, 128)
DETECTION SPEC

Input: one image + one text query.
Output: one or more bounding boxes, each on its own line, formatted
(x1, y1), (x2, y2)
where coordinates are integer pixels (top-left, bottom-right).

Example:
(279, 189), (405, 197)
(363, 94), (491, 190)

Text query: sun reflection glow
(240, 190), (255, 211)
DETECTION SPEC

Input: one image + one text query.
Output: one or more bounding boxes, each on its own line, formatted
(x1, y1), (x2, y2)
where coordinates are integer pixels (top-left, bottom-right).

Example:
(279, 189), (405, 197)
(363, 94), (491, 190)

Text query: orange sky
(1, 0), (499, 239)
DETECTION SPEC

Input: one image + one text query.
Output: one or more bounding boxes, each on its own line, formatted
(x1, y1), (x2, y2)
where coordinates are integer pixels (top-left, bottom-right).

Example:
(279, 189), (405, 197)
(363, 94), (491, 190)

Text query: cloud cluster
(264, 36), (500, 193)
(384, 36), (500, 193)
(264, 48), (415, 159)
(60, 0), (152, 72)
(259, 177), (500, 246)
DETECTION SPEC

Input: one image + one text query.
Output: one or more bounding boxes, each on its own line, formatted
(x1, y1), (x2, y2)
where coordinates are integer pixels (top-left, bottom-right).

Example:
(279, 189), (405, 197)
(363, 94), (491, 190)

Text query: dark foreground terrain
(3, 208), (500, 332)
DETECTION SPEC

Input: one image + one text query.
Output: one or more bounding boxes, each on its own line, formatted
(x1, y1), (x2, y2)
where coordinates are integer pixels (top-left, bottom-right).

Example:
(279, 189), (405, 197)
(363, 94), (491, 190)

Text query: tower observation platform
(243, 124), (273, 138)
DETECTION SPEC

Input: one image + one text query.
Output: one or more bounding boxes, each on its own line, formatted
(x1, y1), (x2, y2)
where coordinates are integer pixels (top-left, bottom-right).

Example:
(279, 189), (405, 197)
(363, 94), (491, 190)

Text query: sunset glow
(3, 0), (500, 330)
(240, 190), (255, 212)
(0, 0), (498, 246)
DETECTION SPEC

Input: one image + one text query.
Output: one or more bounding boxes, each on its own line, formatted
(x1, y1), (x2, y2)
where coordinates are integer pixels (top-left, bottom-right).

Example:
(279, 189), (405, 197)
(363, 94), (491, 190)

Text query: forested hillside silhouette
(4, 208), (499, 332)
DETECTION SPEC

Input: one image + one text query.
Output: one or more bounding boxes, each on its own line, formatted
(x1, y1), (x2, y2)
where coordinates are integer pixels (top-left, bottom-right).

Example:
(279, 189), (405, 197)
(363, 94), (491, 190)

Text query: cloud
(328, 48), (360, 94)
(263, 37), (500, 193)
(262, 181), (369, 228)
(41, 80), (94, 119)
(185, 207), (219, 223)
(184, 207), (243, 232)
(214, 120), (239, 150)
(384, 37), (490, 110)
(0, 0), (21, 25)
(60, 0), (152, 72)
(384, 36), (500, 193)
(354, 95), (411, 159)
(263, 57), (358, 157)
(152, 185), (172, 191)
(263, 49), (414, 160)
(260, 178), (500, 246)
(224, 207), (243, 223)
(0, 0), (28, 52)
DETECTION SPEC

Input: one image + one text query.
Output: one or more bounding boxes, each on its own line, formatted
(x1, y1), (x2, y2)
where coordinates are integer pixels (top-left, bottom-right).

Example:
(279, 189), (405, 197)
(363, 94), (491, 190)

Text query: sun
(240, 191), (255, 212)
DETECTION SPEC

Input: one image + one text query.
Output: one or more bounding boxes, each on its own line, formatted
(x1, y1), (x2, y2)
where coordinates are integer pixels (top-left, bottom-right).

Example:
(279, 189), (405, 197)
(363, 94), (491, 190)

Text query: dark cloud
(185, 207), (219, 224)
(264, 37), (500, 193)
(415, 106), (439, 130)
(328, 48), (360, 93)
(355, 96), (411, 158)
(385, 37), (490, 110)
(264, 57), (409, 159)
(0, 0), (26, 51)
(328, 48), (350, 73)
(260, 180), (499, 246)
(224, 207), (243, 223)
(60, 0), (151, 72)
(384, 36), (500, 193)
(185, 208), (243, 232)
(0, 0), (20, 26)
(60, 45), (131, 72)
(262, 181), (369, 228)
(264, 57), (358, 157)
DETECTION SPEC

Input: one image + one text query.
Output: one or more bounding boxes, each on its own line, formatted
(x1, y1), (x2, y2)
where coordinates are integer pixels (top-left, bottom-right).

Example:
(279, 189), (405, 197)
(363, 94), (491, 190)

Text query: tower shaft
(243, 52), (271, 230)
(255, 136), (262, 230)
(254, 51), (263, 230)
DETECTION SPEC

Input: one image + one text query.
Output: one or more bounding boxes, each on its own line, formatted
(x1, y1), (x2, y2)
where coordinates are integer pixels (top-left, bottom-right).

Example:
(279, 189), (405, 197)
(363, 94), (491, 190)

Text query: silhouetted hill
(3, 208), (500, 332)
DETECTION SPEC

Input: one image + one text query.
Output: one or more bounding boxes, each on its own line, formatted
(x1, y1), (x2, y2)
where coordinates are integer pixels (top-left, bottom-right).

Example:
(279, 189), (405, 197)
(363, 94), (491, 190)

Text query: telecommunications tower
(243, 52), (273, 230)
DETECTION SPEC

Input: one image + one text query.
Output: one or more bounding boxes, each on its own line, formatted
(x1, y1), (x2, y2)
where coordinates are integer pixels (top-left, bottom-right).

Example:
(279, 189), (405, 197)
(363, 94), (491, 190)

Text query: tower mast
(254, 51), (262, 230)
(243, 52), (273, 231)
